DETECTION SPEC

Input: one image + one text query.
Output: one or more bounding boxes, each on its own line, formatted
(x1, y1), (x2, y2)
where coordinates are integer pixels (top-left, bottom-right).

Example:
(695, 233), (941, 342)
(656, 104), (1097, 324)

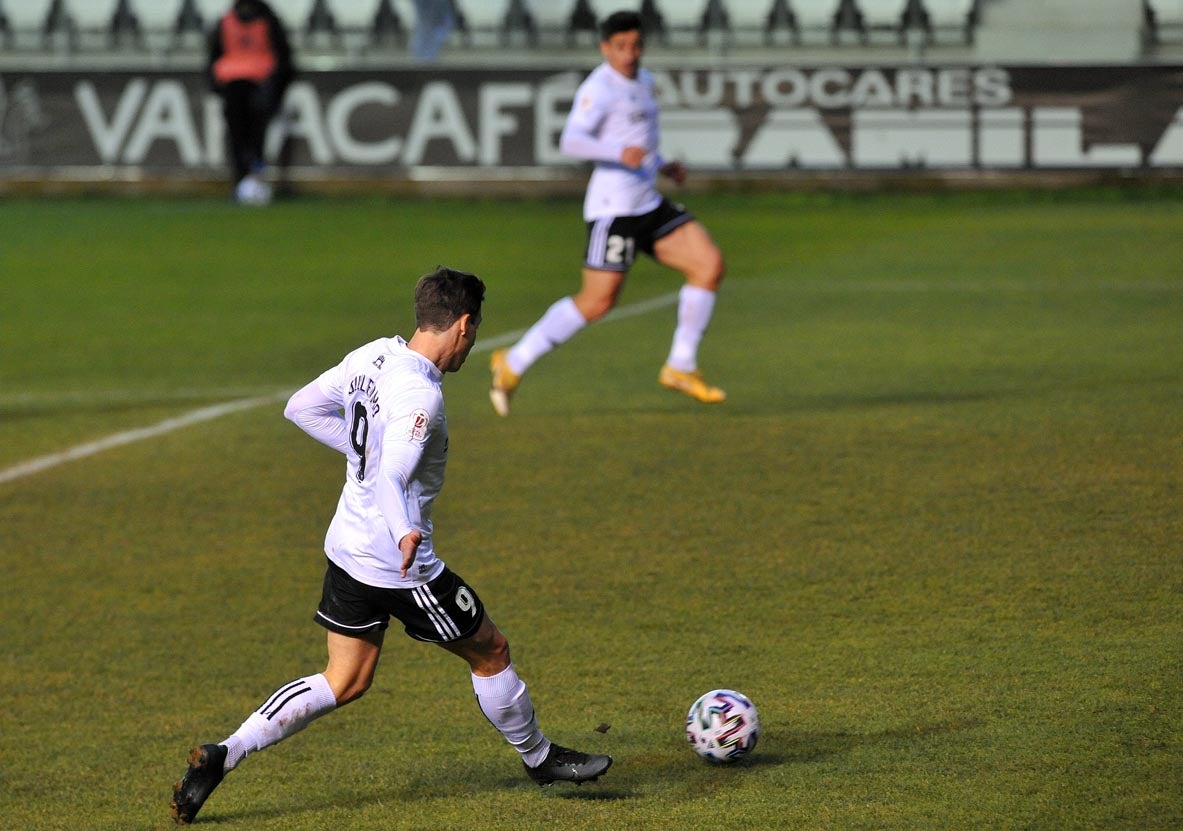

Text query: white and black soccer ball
(685, 689), (760, 762)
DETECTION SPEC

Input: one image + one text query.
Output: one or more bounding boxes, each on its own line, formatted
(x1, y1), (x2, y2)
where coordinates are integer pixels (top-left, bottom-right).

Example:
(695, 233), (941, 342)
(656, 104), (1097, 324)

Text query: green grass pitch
(1, 188), (1180, 830)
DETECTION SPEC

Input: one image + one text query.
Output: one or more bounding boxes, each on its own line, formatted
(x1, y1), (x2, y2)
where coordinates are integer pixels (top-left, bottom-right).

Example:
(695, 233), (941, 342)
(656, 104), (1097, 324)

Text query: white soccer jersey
(285, 336), (448, 589)
(560, 63), (666, 221)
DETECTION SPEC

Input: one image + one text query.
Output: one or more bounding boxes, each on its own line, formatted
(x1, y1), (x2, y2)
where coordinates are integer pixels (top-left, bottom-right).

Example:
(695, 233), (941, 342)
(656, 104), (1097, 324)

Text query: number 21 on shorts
(605, 234), (635, 266)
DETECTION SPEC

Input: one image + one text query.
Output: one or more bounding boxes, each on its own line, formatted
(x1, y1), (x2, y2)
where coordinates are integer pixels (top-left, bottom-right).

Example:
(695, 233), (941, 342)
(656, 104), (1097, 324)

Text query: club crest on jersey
(408, 409), (430, 441)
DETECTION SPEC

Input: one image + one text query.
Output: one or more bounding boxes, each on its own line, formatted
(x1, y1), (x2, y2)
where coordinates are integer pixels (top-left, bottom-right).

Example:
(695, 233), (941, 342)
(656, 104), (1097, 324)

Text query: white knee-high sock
(222, 674), (337, 771)
(472, 665), (551, 768)
(506, 297), (587, 376)
(665, 285), (717, 372)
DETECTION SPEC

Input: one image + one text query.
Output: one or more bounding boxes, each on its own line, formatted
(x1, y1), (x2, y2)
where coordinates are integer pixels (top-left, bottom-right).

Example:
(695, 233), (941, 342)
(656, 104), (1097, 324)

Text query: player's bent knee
(472, 627), (511, 674)
(688, 257), (725, 291)
(707, 259), (726, 289)
(442, 616), (512, 674)
(483, 627), (510, 663)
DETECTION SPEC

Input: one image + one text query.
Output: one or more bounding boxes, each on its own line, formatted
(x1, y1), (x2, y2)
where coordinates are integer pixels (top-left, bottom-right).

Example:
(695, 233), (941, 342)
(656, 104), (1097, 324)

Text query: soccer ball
(685, 689), (760, 762)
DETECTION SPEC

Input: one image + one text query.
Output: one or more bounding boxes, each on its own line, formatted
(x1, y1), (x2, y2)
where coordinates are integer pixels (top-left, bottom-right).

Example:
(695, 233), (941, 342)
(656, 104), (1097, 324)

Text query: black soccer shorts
(583, 197), (694, 272)
(314, 560), (485, 643)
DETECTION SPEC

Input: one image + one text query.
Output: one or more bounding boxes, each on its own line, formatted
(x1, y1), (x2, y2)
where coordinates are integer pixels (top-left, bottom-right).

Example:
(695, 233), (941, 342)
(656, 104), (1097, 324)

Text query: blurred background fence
(1, 0), (1181, 191)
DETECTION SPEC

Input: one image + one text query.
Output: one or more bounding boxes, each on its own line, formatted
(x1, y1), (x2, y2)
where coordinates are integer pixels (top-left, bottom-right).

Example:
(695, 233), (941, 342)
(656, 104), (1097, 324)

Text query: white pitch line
(476, 290), (678, 350)
(0, 394), (289, 485)
(0, 292), (679, 486)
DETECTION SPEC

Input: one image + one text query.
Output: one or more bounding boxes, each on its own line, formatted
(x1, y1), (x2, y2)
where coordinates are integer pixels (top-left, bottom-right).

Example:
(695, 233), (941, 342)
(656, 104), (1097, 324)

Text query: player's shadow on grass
(781, 717), (984, 763)
(201, 759), (634, 824)
(537, 784), (633, 801)
(193, 720), (982, 822)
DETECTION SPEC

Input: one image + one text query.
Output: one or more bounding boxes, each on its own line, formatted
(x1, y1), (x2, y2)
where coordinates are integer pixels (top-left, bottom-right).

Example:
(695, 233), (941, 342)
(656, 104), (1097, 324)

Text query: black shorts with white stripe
(583, 197), (694, 272)
(314, 560), (486, 643)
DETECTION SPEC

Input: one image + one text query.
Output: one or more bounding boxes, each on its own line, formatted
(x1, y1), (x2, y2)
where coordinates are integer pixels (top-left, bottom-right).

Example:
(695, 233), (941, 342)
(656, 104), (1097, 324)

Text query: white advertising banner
(1, 65), (1180, 175)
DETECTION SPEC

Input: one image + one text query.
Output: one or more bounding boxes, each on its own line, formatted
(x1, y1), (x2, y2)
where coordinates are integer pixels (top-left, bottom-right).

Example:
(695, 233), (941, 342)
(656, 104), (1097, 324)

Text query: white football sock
(665, 285), (717, 372)
(222, 674), (337, 772)
(471, 665), (551, 768)
(506, 297), (587, 376)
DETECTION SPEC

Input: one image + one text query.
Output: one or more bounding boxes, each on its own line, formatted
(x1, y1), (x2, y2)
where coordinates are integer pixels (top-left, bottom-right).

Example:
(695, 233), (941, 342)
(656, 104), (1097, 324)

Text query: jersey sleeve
(560, 77), (626, 164)
(283, 368), (351, 455)
(374, 384), (441, 547)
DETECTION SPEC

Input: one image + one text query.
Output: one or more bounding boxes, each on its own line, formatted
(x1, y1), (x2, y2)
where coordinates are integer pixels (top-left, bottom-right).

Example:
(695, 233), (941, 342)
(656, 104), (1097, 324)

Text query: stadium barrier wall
(1, 64), (1181, 188)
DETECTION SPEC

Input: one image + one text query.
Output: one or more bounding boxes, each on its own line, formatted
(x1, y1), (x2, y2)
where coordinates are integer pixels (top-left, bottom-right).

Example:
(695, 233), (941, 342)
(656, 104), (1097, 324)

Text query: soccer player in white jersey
(171, 268), (611, 826)
(489, 10), (726, 415)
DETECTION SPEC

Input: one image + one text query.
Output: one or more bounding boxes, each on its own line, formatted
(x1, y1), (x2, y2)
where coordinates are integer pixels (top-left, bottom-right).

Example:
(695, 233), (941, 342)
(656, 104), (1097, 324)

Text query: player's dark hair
(600, 10), (642, 41)
(414, 266), (485, 332)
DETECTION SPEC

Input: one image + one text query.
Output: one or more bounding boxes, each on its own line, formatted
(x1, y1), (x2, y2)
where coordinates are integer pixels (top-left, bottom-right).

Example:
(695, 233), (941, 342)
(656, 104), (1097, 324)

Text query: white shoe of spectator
(235, 174), (272, 206)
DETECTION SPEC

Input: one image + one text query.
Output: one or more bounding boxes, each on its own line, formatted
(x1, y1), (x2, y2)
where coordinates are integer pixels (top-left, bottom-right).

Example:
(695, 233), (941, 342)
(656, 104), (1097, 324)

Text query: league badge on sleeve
(408, 409), (430, 441)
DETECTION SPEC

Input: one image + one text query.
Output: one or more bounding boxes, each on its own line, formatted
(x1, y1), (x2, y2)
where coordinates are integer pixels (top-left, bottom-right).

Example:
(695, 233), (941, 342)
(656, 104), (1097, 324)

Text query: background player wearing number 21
(489, 10), (726, 415)
(171, 267), (611, 825)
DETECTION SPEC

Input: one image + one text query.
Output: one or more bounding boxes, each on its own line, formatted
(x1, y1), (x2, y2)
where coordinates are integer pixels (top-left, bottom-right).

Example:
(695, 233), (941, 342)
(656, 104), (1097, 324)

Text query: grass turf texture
(0, 189), (1180, 831)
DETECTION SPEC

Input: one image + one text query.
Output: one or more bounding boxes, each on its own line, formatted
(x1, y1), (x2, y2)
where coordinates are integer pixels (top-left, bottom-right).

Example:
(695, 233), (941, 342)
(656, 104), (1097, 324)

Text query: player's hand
(398, 530), (422, 578)
(660, 160), (687, 185)
(620, 146), (646, 169)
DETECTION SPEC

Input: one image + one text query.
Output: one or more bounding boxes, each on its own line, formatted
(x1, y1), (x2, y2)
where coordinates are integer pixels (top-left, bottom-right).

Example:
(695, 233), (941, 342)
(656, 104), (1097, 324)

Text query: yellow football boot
(489, 349), (521, 417)
(658, 365), (726, 404)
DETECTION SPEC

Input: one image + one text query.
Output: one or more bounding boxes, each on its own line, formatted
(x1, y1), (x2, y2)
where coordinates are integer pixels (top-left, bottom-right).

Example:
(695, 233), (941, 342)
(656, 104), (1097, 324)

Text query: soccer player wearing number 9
(489, 10), (726, 416)
(170, 268), (611, 826)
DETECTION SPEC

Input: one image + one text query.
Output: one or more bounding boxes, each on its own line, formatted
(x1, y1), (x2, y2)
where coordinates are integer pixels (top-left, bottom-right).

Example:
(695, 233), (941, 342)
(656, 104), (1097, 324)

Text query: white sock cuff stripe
(307, 673), (338, 709)
(556, 296), (586, 327)
(680, 284), (716, 303)
(257, 675), (337, 720)
(471, 664), (522, 697)
(258, 679), (309, 718)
